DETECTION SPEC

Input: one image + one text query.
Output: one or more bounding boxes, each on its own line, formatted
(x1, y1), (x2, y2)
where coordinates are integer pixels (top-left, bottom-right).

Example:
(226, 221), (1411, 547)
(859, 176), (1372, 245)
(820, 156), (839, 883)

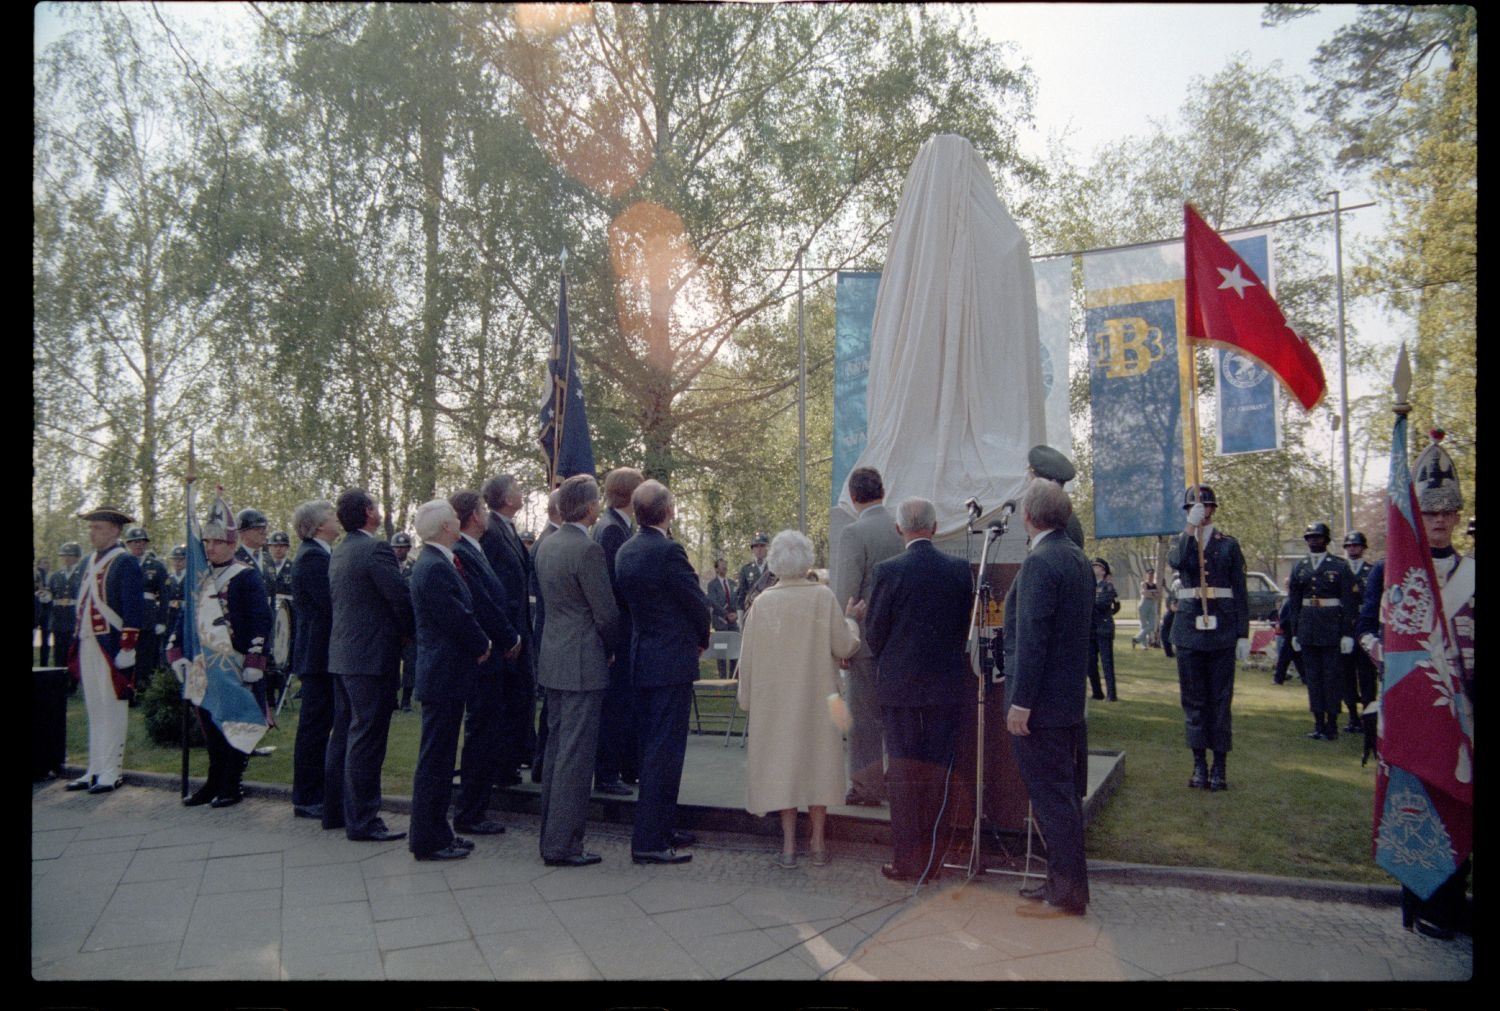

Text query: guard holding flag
(1166, 485), (1249, 792)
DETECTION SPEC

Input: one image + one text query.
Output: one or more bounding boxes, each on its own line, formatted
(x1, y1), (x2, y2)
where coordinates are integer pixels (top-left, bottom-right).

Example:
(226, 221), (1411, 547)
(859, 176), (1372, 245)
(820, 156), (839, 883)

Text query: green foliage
(141, 673), (206, 749)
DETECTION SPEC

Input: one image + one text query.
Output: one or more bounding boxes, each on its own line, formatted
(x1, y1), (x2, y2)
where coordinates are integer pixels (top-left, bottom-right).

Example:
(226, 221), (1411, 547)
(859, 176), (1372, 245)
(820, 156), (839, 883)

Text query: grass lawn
(52, 640), (1388, 884)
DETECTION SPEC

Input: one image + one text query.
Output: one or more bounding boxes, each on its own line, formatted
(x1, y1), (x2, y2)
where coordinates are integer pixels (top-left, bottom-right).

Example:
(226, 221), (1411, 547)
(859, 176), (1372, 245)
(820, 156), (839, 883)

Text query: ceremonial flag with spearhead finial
(537, 269), (595, 485)
(1371, 413), (1472, 898)
(1184, 203), (1327, 411)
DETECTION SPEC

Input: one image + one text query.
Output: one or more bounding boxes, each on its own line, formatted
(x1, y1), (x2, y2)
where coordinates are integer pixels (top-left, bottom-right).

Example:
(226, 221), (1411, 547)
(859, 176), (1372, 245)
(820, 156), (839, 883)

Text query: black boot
(1343, 702), (1363, 734)
(183, 782), (217, 807)
(1326, 712), (1343, 740)
(1208, 752), (1227, 792)
(1188, 751), (1208, 789)
(212, 752), (247, 808)
(1306, 714), (1326, 740)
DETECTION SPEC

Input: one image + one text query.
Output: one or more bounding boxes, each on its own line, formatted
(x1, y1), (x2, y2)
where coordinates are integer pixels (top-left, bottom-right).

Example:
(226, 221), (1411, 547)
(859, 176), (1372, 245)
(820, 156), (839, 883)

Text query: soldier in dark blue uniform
(1340, 530), (1379, 733)
(48, 543), (84, 675)
(1286, 521), (1359, 741)
(164, 545), (187, 634)
(123, 526), (170, 703)
(1087, 558), (1119, 701)
(34, 555), (51, 662)
(234, 508), (270, 569)
(392, 532), (418, 712)
(263, 531), (296, 707)
(1166, 485), (1249, 791)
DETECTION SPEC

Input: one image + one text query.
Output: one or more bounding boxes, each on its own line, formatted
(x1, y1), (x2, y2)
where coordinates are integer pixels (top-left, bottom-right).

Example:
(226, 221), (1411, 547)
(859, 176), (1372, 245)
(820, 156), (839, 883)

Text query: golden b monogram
(1093, 317), (1166, 378)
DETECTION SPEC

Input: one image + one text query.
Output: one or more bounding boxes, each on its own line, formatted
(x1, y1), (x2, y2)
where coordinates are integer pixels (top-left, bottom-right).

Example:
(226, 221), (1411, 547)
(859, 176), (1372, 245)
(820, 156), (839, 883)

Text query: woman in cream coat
(737, 529), (863, 867)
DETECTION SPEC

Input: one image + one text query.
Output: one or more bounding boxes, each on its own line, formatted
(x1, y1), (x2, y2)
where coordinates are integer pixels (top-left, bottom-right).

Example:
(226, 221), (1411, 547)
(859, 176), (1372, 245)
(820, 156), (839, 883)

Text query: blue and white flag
(181, 484), (269, 754)
(1213, 233), (1281, 455)
(538, 271), (595, 484)
(831, 271), (879, 504)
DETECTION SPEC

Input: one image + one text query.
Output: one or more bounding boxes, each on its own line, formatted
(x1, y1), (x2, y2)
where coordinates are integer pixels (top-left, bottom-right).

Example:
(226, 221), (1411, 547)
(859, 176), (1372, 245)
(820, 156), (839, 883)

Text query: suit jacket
(481, 510), (534, 654)
(833, 502), (904, 659)
(453, 535), (519, 677)
(533, 524), (618, 692)
(614, 527), (711, 687)
(863, 539), (972, 707)
(705, 574), (738, 630)
(1004, 530), (1093, 728)
(592, 507), (634, 654)
(291, 539), (333, 676)
(410, 546), (490, 703)
(328, 529), (415, 678)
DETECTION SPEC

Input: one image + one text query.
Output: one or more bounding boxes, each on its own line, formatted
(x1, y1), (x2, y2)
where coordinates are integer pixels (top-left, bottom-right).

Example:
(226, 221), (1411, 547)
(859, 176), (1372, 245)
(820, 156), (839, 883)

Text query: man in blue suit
(287, 500), (338, 819)
(1005, 479), (1094, 917)
(480, 474), (538, 785)
(407, 500), (493, 861)
(613, 480), (710, 865)
(591, 466), (643, 794)
(449, 490), (523, 836)
(325, 488), (415, 842)
(864, 497), (973, 883)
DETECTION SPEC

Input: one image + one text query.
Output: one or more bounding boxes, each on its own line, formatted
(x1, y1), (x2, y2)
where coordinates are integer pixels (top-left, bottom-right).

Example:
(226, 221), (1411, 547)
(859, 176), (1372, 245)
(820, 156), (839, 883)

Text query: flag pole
(1183, 206), (1209, 618)
(181, 434), (195, 800)
(551, 250), (568, 488)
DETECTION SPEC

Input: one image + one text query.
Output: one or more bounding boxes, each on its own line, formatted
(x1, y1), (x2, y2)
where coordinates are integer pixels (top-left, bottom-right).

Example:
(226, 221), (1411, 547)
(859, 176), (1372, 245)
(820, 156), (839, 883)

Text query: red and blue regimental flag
(1371, 414), (1473, 898)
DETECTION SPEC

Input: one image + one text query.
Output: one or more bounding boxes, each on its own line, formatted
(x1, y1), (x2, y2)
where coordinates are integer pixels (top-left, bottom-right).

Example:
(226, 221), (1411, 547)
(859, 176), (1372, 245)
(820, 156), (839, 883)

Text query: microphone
(999, 499), (1017, 522)
(964, 497), (982, 520)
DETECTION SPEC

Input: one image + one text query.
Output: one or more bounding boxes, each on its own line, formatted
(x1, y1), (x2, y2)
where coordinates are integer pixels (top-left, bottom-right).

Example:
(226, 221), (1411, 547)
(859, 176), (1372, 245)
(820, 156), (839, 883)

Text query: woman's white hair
(766, 528), (815, 578)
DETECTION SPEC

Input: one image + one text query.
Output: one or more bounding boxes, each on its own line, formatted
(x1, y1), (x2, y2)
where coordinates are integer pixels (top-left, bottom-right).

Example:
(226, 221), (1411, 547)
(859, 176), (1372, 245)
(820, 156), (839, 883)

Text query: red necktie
(454, 553), (466, 576)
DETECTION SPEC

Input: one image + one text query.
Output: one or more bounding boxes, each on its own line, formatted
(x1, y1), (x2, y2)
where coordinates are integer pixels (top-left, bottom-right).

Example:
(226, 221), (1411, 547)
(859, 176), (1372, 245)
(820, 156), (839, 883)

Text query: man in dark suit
(614, 479), (710, 865)
(324, 488), (414, 842)
(289, 499), (339, 820)
(832, 466), (905, 806)
(534, 475), (619, 867)
(449, 490), (523, 835)
(480, 474), (538, 783)
(1004, 479), (1095, 916)
(592, 465), (644, 794)
(864, 497), (972, 882)
(407, 500), (493, 861)
(705, 558), (739, 677)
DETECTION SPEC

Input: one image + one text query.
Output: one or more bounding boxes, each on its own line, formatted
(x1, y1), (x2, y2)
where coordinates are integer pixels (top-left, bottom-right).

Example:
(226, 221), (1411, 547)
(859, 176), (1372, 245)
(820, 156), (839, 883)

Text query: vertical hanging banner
(832, 271), (879, 504)
(1033, 256), (1074, 453)
(1213, 233), (1282, 455)
(1082, 244), (1189, 538)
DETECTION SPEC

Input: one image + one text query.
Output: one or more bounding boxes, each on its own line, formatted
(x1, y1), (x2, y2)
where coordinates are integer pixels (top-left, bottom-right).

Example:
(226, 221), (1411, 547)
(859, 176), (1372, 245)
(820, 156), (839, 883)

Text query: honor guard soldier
(48, 543), (84, 671)
(392, 531), (417, 712)
(1166, 485), (1249, 791)
(1341, 531), (1379, 733)
(1026, 444), (1086, 548)
(123, 526), (170, 701)
(737, 532), (771, 611)
(164, 545), (187, 630)
(264, 531), (296, 707)
(34, 555), (51, 661)
(1286, 521), (1359, 741)
(235, 508), (270, 568)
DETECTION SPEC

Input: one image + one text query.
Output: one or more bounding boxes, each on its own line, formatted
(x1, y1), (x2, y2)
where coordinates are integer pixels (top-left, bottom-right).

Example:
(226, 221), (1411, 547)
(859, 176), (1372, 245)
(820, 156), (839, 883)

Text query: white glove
(1236, 638), (1251, 662)
(1186, 503), (1206, 527)
(1340, 636), (1354, 655)
(241, 665), (263, 683)
(115, 649), (136, 668)
(154, 623), (167, 635)
(172, 657), (189, 684)
(1291, 637), (1301, 652)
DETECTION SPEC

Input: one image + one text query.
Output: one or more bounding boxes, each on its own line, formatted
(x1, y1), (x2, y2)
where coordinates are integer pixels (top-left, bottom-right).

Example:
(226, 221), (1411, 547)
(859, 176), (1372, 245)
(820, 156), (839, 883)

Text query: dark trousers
(1274, 636), (1305, 683)
(1013, 723), (1090, 911)
(1302, 644), (1344, 715)
(453, 675), (504, 825)
(595, 656), (635, 784)
(845, 654), (886, 802)
(291, 672), (334, 808)
(51, 629), (75, 686)
(1087, 624), (1116, 699)
(409, 698), (465, 856)
(324, 672), (397, 837)
(397, 645), (416, 709)
(631, 682), (693, 853)
(1345, 649), (1378, 708)
(500, 653), (536, 773)
(1176, 645), (1235, 752)
(881, 703), (960, 875)
(195, 705), (247, 800)
(36, 621), (54, 665)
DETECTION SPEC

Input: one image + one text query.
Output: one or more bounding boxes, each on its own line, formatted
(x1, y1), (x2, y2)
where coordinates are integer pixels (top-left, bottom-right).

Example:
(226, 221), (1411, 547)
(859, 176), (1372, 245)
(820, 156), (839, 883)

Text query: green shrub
(141, 672), (205, 748)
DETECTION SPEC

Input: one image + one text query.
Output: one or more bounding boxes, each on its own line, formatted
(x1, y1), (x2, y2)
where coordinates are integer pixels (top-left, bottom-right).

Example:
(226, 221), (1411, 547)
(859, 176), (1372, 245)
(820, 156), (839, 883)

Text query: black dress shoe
(496, 771), (522, 788)
(451, 836), (475, 851)
(620, 774), (639, 786)
(1018, 883), (1047, 902)
(844, 791), (882, 807)
(594, 780), (633, 796)
(1091, 693), (1105, 700)
(183, 786), (217, 807)
(1016, 900), (1086, 919)
(414, 845), (469, 861)
(1208, 771), (1228, 792)
(880, 863), (934, 883)
(453, 819), (507, 835)
(210, 792), (244, 808)
(544, 852), (603, 868)
(632, 849), (691, 865)
(349, 828), (407, 842)
(293, 804), (324, 819)
(530, 766), (543, 784)
(88, 779), (122, 795)
(669, 830), (697, 848)
(64, 777), (93, 792)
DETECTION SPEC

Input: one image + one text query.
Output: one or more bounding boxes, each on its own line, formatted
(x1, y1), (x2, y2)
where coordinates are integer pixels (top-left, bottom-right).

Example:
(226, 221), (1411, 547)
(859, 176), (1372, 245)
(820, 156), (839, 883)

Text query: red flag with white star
(1183, 203), (1327, 410)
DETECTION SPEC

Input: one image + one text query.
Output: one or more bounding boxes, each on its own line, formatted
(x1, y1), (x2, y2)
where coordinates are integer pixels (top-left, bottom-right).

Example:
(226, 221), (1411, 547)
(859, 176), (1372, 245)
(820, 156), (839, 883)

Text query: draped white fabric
(840, 135), (1045, 543)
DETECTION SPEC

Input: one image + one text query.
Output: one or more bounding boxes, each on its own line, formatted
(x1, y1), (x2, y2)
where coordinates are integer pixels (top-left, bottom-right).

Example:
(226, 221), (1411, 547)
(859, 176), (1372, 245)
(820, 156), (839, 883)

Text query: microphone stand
(954, 510), (1008, 878)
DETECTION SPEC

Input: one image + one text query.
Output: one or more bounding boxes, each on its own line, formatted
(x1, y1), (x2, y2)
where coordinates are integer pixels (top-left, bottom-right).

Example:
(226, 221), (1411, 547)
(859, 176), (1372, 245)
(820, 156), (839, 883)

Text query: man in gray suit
(533, 474), (619, 867)
(324, 488), (415, 842)
(833, 466), (904, 806)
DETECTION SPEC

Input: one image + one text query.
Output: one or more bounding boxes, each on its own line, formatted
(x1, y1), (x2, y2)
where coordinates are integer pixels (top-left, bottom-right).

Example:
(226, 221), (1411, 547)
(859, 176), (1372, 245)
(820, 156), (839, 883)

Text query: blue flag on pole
(538, 271), (595, 484)
(180, 483), (269, 754)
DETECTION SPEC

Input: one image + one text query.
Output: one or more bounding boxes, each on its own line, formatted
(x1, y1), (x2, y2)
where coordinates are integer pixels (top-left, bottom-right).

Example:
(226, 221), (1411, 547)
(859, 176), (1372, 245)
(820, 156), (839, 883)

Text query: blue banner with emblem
(832, 271), (879, 505)
(1214, 234), (1281, 455)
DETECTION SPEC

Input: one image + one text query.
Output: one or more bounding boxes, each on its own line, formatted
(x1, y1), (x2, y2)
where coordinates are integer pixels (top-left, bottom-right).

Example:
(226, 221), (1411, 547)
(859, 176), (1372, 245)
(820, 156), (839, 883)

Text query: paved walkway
(31, 777), (1471, 987)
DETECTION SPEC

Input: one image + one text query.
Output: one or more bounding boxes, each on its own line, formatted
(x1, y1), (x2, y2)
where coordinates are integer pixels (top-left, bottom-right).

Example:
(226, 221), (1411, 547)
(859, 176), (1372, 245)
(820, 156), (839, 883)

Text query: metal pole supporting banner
(797, 249), (807, 533)
(1329, 190), (1354, 534)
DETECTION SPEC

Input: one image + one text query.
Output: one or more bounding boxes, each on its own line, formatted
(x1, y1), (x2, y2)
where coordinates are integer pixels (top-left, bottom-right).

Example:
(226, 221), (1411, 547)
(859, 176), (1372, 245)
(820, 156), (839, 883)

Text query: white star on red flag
(1216, 264), (1255, 298)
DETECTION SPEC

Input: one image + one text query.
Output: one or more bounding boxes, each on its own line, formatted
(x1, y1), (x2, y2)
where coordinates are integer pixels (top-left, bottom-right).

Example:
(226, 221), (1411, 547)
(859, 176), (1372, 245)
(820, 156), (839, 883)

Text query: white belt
(1176, 587), (1235, 600)
(1300, 598), (1343, 608)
